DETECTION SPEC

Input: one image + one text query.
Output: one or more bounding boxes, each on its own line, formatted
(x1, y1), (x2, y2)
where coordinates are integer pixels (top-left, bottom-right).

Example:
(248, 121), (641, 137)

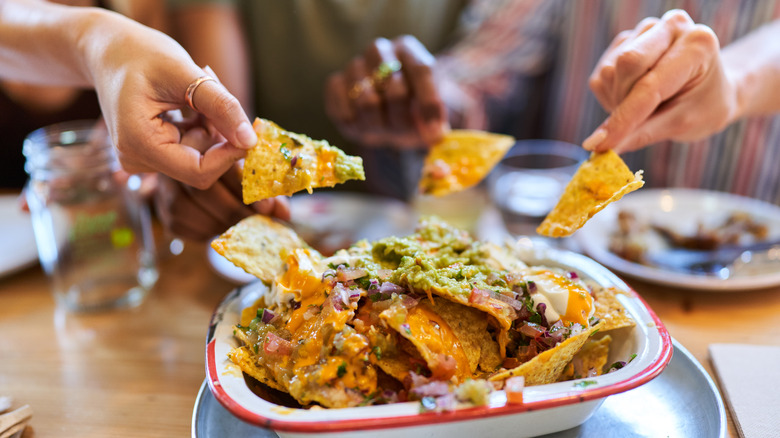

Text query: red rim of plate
(205, 285), (673, 433)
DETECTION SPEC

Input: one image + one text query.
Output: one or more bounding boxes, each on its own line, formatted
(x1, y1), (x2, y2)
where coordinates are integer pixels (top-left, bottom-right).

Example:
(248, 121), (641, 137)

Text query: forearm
(723, 20), (780, 119)
(0, 0), (99, 86)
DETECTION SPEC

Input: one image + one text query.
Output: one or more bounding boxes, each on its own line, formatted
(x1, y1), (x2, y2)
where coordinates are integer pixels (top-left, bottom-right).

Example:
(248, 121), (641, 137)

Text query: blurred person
(328, 1), (780, 205)
(584, 11), (780, 155)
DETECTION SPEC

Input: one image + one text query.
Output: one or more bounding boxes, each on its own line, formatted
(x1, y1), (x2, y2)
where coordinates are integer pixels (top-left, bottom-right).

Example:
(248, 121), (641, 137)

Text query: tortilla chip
(242, 118), (365, 203)
(489, 320), (606, 385)
(211, 215), (309, 283)
(592, 287), (635, 331)
(375, 353), (417, 383)
(537, 150), (644, 237)
(380, 299), (473, 381)
(558, 335), (612, 381)
(228, 346), (286, 392)
(419, 130), (514, 196)
(424, 297), (501, 374)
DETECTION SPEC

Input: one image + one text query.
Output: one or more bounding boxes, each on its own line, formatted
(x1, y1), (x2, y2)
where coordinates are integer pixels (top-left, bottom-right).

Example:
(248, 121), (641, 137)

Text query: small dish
(205, 243), (672, 438)
(576, 188), (780, 291)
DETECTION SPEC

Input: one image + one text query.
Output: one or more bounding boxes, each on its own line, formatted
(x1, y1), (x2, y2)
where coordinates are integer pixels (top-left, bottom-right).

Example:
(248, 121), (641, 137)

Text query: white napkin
(709, 344), (780, 438)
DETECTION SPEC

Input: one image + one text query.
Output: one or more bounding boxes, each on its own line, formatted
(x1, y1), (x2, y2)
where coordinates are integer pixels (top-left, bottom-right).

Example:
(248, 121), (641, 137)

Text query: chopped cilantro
(589, 329), (600, 337)
(356, 277), (371, 289)
(629, 353), (637, 363)
(574, 380), (597, 388)
(253, 344), (259, 354)
(279, 144), (292, 161)
(372, 346), (382, 360)
(337, 361), (347, 378)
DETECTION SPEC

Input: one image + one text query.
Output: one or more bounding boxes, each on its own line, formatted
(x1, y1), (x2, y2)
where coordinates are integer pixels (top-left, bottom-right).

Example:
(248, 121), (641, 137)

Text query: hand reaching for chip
(154, 126), (290, 242)
(325, 35), (450, 150)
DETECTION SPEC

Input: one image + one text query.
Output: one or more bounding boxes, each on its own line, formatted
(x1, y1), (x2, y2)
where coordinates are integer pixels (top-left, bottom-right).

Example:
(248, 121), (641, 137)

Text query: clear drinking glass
(488, 139), (589, 237)
(23, 120), (158, 312)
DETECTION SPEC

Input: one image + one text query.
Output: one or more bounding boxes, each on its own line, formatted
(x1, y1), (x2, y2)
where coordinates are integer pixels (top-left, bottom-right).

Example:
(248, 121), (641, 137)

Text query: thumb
(188, 76), (258, 150)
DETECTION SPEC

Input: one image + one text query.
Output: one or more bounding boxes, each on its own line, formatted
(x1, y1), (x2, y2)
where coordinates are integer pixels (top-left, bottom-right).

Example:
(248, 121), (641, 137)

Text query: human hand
(325, 35), (450, 150)
(153, 127), (290, 242)
(584, 10), (738, 153)
(82, 10), (258, 189)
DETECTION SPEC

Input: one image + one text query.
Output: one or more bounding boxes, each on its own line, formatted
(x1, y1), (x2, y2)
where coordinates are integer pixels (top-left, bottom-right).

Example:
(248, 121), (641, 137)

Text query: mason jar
(23, 120), (158, 312)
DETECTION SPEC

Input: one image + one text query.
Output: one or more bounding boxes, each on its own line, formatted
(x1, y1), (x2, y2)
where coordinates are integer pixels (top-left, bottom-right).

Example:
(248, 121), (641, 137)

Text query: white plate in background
(576, 188), (780, 291)
(0, 194), (38, 277)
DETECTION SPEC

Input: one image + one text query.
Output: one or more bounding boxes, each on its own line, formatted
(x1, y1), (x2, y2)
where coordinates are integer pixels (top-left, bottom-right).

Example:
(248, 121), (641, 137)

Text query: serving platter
(193, 338), (724, 438)
(203, 243), (673, 437)
(576, 188), (780, 291)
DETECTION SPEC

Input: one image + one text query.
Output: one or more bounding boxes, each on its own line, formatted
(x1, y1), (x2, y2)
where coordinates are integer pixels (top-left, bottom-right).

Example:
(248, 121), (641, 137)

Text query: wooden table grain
(0, 240), (233, 437)
(2, 236), (780, 437)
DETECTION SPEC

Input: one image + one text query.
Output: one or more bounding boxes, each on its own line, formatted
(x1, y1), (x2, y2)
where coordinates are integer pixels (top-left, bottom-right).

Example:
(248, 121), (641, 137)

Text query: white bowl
(205, 243), (672, 438)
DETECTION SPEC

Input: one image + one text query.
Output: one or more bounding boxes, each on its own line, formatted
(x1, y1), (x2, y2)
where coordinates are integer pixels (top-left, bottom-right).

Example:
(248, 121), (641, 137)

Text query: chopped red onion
(411, 381), (450, 398)
(518, 322), (544, 338)
(261, 308), (276, 324)
(379, 282), (404, 295)
(567, 271), (579, 280)
(536, 303), (549, 327)
(434, 393), (457, 412)
(337, 266), (368, 282)
(490, 290), (525, 311)
(527, 280), (537, 293)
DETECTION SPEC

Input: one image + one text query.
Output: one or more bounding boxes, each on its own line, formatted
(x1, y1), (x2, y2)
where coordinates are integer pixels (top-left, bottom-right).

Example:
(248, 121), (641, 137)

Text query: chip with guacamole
(537, 150), (644, 237)
(242, 118), (365, 204)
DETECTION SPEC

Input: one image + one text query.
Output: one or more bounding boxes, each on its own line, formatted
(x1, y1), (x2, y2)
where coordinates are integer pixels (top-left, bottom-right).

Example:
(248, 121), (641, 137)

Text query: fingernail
(583, 128), (607, 151)
(236, 121), (257, 149)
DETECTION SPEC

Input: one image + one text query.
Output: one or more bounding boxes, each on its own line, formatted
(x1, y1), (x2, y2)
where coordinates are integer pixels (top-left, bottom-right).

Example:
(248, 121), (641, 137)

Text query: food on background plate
(212, 216), (636, 410)
(242, 118), (365, 204)
(610, 210), (770, 266)
(419, 130), (515, 196)
(537, 150), (644, 238)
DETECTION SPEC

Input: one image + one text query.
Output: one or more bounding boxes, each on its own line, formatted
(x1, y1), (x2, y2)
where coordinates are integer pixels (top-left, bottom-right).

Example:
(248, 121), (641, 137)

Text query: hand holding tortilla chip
(537, 150), (644, 237)
(242, 118), (365, 204)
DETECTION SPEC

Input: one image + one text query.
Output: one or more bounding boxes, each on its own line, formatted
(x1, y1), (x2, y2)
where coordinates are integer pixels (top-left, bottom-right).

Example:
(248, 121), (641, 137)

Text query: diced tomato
(505, 376), (525, 404)
(469, 287), (490, 305)
(264, 332), (293, 356)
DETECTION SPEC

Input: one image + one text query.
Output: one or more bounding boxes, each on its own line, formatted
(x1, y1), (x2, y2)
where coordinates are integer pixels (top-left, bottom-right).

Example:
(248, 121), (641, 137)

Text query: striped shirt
(442, 0), (780, 204)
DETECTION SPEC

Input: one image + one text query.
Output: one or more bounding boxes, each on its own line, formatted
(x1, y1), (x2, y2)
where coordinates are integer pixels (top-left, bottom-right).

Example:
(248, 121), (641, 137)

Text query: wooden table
(0, 240), (232, 437)
(2, 231), (780, 437)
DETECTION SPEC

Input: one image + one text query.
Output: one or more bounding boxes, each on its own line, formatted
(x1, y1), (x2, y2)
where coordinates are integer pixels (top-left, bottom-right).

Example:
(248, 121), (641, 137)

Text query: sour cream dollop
(523, 268), (595, 326)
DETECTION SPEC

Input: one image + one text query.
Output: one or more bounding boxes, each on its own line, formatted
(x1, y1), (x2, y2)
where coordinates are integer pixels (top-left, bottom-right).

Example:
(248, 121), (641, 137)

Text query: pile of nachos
(212, 216), (635, 410)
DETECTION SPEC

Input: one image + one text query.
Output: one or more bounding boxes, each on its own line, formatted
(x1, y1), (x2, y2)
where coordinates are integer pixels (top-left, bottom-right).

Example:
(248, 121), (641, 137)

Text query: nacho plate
(537, 150), (644, 238)
(206, 238), (671, 437)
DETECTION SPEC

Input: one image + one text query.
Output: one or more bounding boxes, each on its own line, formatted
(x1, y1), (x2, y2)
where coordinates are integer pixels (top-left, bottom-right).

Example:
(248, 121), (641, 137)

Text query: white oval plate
(205, 243), (672, 438)
(576, 188), (780, 291)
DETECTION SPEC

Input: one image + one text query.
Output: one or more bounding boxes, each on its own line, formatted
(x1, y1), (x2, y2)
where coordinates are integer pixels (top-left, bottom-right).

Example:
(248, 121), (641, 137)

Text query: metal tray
(192, 339), (726, 438)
